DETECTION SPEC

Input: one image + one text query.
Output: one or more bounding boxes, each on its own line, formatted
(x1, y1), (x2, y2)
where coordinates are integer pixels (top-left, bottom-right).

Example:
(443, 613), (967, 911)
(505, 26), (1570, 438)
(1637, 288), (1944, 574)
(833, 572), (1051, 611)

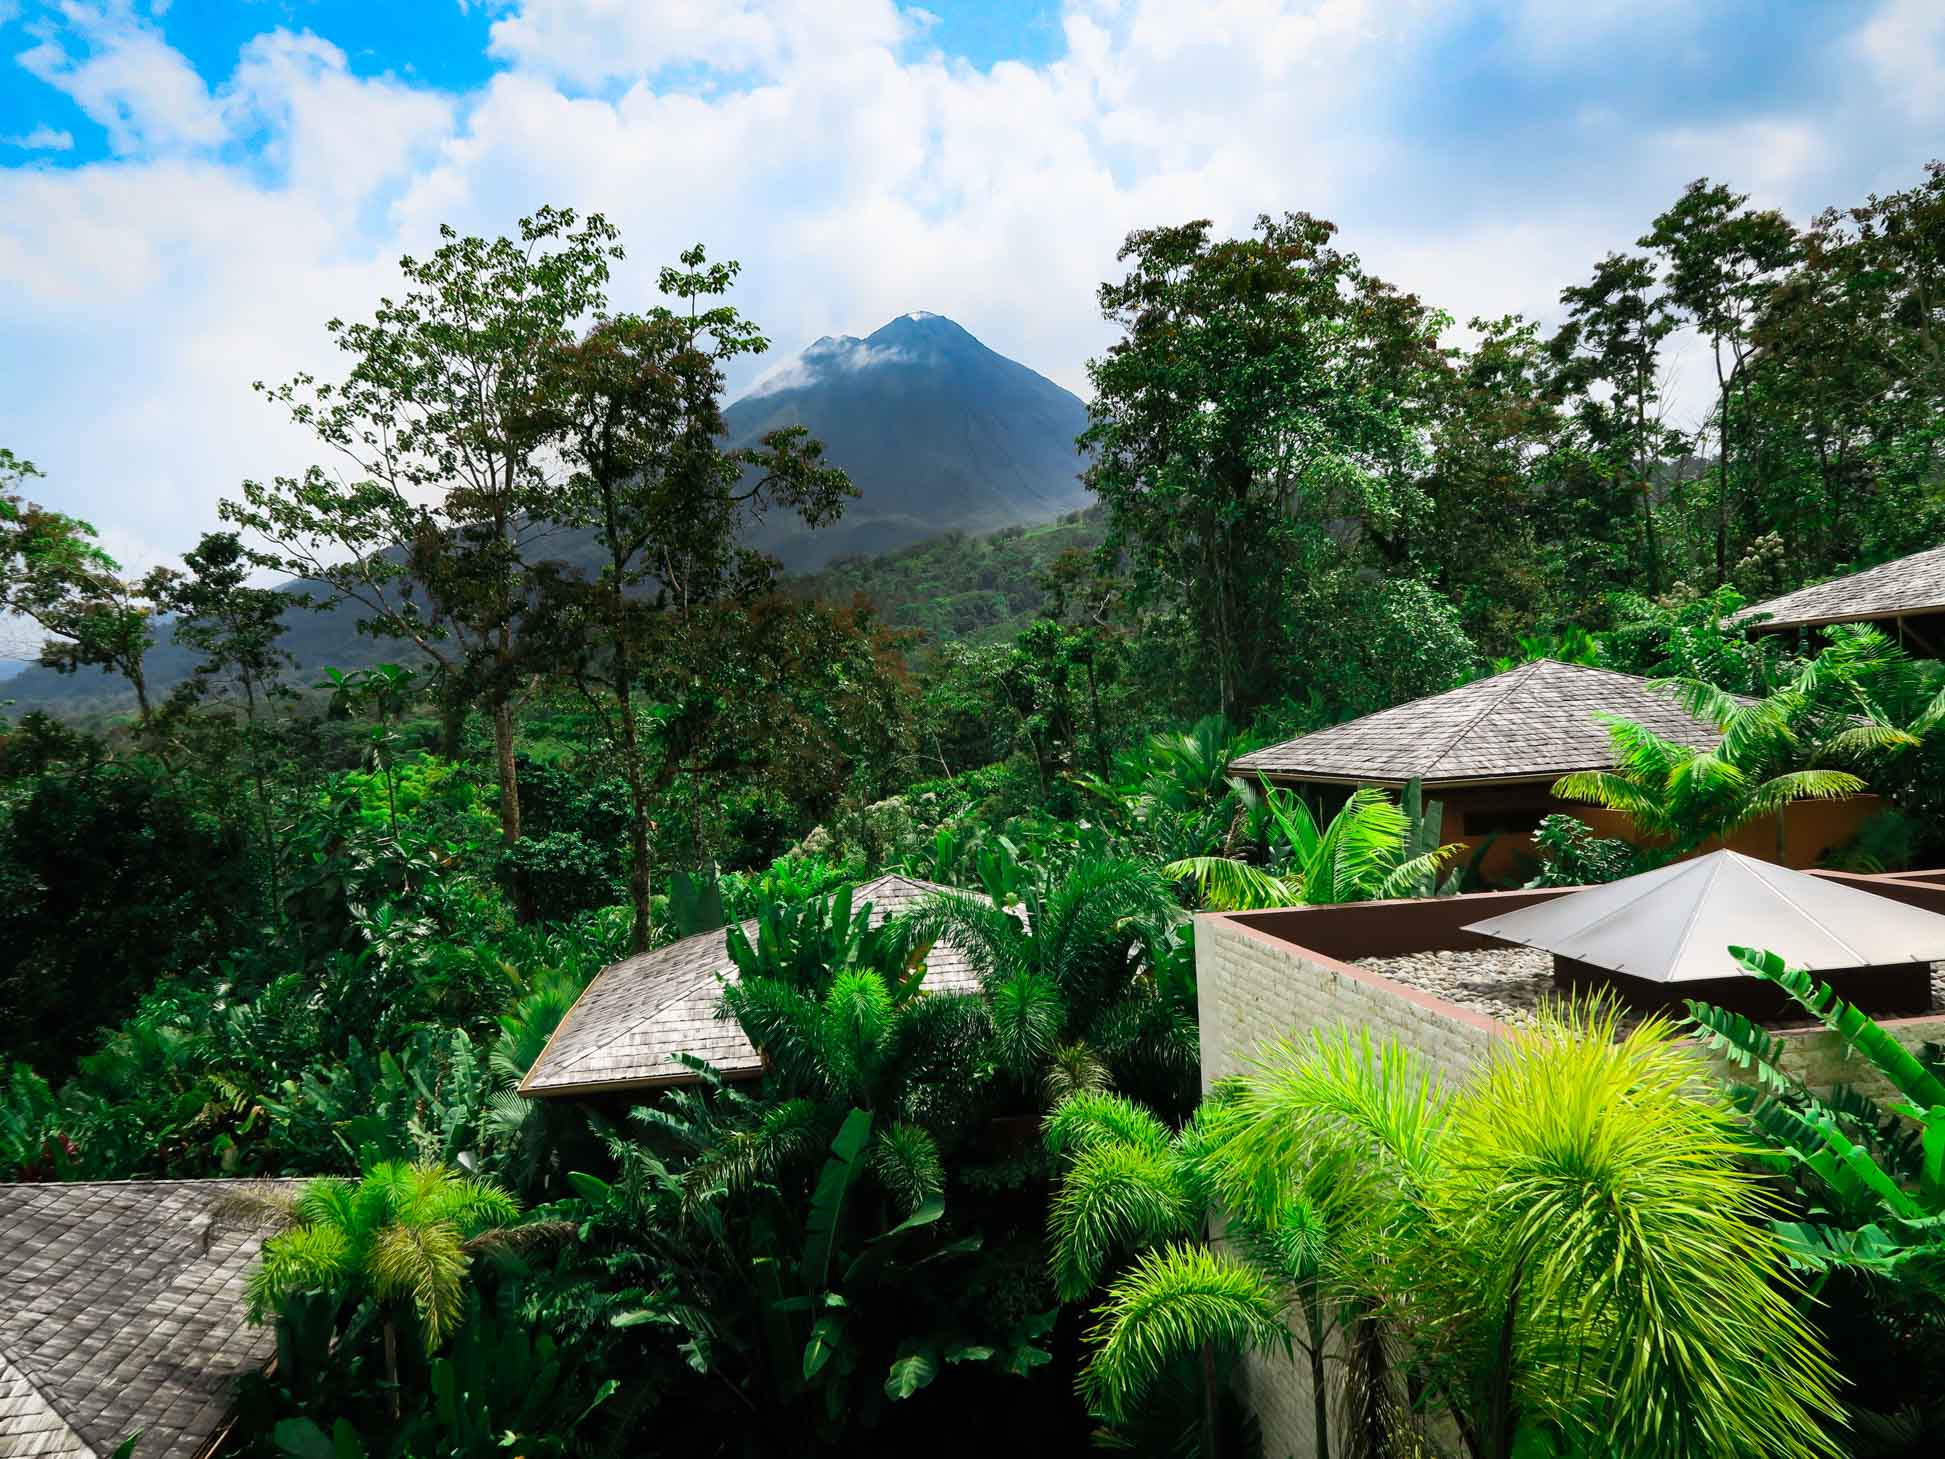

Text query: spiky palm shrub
(1166, 783), (1459, 911)
(1043, 1088), (1352, 1459)
(903, 858), (1193, 1110)
(248, 1160), (522, 1409)
(1553, 638), (1908, 857)
(1206, 1007), (1845, 1459)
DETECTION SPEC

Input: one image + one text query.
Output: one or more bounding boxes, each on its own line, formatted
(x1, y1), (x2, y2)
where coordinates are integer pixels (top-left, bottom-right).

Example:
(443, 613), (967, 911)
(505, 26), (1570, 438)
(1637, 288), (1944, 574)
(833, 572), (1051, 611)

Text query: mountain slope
(728, 312), (1091, 569)
(4, 315), (1093, 715)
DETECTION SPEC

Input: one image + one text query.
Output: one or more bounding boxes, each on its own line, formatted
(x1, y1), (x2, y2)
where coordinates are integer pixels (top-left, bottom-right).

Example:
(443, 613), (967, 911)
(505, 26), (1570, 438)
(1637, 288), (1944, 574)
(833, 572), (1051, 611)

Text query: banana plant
(1164, 779), (1461, 910)
(1686, 945), (1945, 1277)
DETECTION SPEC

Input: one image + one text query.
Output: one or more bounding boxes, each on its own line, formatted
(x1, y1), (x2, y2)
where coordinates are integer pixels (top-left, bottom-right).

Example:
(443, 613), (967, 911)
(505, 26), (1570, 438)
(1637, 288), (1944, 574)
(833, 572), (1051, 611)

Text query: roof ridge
(1423, 659), (1546, 778)
(1745, 857), (1869, 963)
(0, 1176), (309, 1190)
(1659, 852), (1735, 980)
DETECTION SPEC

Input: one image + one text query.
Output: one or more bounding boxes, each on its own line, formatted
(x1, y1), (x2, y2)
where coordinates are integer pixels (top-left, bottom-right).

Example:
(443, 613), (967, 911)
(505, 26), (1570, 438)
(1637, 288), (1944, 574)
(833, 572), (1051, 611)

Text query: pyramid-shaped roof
(521, 873), (993, 1097)
(1228, 660), (1736, 787)
(1732, 543), (1945, 631)
(1463, 850), (1945, 985)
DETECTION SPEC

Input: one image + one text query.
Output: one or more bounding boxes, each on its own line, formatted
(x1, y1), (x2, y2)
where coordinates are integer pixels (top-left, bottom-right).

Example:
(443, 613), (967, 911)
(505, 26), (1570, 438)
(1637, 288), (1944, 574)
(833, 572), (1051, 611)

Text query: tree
(1643, 180), (1799, 584)
(1082, 215), (1438, 720)
(1554, 634), (1918, 856)
(529, 247), (852, 953)
(1548, 253), (1680, 595)
(1165, 782), (1458, 910)
(1, 449), (170, 726)
(904, 860), (1196, 1112)
(228, 207), (624, 850)
(163, 531), (297, 929)
(1086, 1008), (1845, 1459)
(248, 1161), (522, 1411)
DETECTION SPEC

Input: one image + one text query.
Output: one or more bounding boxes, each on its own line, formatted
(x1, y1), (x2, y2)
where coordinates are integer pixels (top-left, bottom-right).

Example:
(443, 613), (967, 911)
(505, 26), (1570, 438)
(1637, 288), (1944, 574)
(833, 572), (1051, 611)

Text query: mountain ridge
(2, 314), (1095, 715)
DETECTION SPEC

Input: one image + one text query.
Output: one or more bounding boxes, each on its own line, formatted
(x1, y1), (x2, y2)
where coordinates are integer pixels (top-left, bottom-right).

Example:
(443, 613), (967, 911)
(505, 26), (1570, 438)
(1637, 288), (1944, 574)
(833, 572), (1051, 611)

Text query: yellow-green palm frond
(1592, 711), (1691, 783)
(1742, 769), (1867, 819)
(249, 1222), (353, 1321)
(1161, 856), (1299, 911)
(1375, 843), (1463, 901)
(1551, 770), (1665, 826)
(369, 1218), (470, 1352)
(1049, 1141), (1199, 1302)
(1212, 1029), (1445, 1227)
(1044, 1089), (1175, 1162)
(1823, 722), (1922, 759)
(1079, 1244), (1289, 1423)
(1434, 1005), (1845, 1458)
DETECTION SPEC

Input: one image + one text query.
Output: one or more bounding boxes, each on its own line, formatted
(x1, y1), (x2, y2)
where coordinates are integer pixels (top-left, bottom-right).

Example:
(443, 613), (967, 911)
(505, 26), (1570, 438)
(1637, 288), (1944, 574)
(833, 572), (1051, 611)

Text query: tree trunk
(613, 611), (653, 956)
(1303, 1290), (1332, 1459)
(491, 696), (521, 846)
(1200, 1338), (1220, 1459)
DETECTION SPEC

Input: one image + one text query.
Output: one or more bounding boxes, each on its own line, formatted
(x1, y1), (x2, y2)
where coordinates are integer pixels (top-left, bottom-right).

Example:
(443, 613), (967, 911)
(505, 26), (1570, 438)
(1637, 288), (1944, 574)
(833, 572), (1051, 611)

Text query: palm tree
(1191, 1006), (1845, 1459)
(1553, 625), (1945, 858)
(901, 858), (1193, 1109)
(1165, 782), (1458, 911)
(247, 1161), (522, 1410)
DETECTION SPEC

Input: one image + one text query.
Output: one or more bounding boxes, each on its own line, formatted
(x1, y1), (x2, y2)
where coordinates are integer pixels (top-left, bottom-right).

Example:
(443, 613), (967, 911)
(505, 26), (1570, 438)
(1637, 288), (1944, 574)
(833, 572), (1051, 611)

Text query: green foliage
(1523, 813), (1636, 887)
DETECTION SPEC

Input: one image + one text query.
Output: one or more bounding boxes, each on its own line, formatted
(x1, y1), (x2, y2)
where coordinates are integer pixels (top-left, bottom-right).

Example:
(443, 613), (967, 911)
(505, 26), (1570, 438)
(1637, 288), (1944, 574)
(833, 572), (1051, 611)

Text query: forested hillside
(788, 510), (1104, 647)
(5, 165), (1945, 1456)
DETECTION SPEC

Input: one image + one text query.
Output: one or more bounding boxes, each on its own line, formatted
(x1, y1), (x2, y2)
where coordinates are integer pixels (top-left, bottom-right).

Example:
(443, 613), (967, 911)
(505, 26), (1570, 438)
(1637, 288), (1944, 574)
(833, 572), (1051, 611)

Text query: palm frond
(1162, 856), (1297, 912)
(1079, 1244), (1289, 1422)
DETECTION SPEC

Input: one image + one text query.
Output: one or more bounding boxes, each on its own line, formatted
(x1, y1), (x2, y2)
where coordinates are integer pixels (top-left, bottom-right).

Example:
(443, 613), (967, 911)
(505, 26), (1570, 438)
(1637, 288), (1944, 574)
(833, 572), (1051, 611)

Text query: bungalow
(520, 873), (989, 1100)
(0, 1178), (300, 1459)
(1227, 658), (1877, 877)
(1733, 542), (1945, 653)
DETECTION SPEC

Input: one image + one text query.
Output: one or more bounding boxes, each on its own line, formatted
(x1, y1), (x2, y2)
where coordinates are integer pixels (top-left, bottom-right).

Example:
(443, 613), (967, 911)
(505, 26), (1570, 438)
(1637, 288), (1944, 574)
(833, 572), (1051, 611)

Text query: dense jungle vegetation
(4, 165), (1945, 1457)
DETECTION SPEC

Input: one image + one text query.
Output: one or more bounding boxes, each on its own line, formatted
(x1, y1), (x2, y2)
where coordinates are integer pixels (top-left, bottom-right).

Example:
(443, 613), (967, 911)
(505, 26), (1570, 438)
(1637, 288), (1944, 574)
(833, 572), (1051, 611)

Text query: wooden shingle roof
(520, 873), (991, 1099)
(0, 1179), (300, 1459)
(1228, 660), (1734, 787)
(1731, 543), (1945, 631)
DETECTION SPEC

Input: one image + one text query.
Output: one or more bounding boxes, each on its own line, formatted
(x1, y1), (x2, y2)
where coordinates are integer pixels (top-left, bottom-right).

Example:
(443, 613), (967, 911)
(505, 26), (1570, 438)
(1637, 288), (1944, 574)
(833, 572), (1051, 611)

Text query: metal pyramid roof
(1463, 850), (1945, 984)
(1228, 660), (1737, 787)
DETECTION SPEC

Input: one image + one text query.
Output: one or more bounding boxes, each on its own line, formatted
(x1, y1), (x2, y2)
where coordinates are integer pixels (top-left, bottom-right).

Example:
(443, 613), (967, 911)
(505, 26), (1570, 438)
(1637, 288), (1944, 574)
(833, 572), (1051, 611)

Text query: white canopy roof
(1463, 851), (1945, 985)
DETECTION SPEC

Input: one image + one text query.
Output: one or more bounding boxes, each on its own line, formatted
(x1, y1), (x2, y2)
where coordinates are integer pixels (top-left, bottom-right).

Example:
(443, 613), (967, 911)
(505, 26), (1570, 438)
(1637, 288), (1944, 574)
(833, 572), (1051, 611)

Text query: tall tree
(1082, 215), (1433, 720)
(162, 530), (297, 931)
(1643, 180), (1799, 584)
(1, 448), (169, 727)
(1548, 253), (1680, 595)
(226, 207), (622, 849)
(528, 246), (853, 952)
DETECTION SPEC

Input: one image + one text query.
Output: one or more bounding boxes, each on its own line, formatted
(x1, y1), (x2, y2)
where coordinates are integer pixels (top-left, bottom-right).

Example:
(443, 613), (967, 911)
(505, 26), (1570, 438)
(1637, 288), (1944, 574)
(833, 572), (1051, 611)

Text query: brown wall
(1271, 775), (1884, 886)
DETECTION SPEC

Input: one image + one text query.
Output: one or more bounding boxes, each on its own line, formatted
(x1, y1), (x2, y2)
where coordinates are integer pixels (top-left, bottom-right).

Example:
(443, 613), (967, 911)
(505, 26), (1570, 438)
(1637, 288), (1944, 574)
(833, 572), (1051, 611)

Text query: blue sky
(2, 0), (1942, 592)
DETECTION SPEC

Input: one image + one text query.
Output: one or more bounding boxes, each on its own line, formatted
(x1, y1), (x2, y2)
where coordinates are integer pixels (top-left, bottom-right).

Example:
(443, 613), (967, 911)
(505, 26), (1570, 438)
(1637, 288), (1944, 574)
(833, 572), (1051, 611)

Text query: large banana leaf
(801, 1107), (873, 1290)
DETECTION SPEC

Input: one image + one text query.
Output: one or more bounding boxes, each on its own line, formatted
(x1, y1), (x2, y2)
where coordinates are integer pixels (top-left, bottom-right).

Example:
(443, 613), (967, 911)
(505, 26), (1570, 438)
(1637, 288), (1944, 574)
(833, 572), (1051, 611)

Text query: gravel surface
(1359, 947), (1945, 1030)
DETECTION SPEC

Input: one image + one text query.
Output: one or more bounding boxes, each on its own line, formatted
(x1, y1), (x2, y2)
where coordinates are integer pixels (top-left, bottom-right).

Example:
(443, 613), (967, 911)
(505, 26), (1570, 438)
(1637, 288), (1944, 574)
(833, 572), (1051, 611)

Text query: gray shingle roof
(1228, 660), (1734, 786)
(520, 874), (992, 1098)
(0, 1179), (300, 1459)
(1732, 543), (1945, 630)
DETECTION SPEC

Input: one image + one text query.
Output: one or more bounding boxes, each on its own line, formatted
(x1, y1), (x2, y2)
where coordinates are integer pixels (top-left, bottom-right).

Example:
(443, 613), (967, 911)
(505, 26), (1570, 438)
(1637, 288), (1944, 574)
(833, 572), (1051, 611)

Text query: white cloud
(2, 124), (74, 149)
(17, 0), (228, 153)
(1856, 0), (1945, 123)
(1, 0), (1940, 573)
